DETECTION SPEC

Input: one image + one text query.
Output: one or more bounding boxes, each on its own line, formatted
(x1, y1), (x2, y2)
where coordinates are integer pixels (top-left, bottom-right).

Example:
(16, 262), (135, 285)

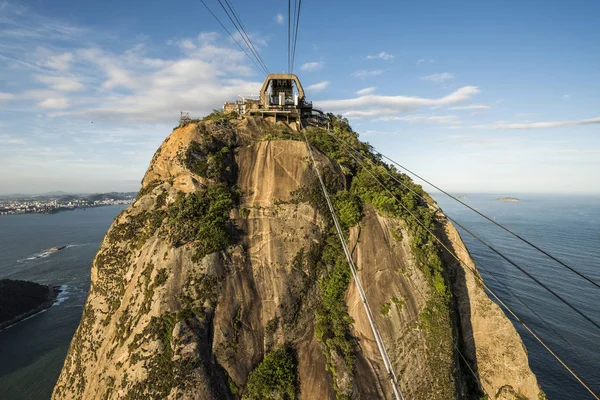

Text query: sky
(0, 0), (599, 195)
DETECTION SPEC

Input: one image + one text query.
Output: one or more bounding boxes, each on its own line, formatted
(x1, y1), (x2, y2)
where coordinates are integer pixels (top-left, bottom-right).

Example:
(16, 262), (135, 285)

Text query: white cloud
(46, 39), (261, 122)
(361, 130), (396, 136)
(300, 61), (324, 71)
(356, 87), (376, 95)
(456, 116), (600, 130)
(306, 81), (329, 91)
(379, 114), (460, 124)
(0, 6), (278, 193)
(35, 75), (85, 91)
(417, 59), (433, 65)
(0, 23), (265, 123)
(275, 13), (284, 24)
(367, 52), (394, 61)
(434, 134), (519, 146)
(316, 86), (480, 119)
(0, 134), (26, 145)
(197, 32), (220, 43)
(42, 52), (73, 71)
(0, 92), (15, 101)
(352, 69), (383, 79)
(231, 31), (268, 48)
(177, 39), (196, 50)
(39, 97), (69, 109)
(448, 104), (490, 111)
(422, 72), (454, 82)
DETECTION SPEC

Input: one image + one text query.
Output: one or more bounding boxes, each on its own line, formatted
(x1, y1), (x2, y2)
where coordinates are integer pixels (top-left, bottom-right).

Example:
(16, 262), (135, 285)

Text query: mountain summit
(53, 114), (543, 400)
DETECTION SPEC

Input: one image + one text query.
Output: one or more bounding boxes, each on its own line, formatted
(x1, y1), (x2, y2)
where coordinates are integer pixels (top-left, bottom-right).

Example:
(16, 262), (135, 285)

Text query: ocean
(432, 193), (600, 399)
(0, 196), (598, 399)
(0, 206), (127, 399)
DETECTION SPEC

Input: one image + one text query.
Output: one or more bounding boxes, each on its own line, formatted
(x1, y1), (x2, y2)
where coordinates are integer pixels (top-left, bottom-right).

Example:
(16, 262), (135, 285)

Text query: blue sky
(1, 0), (599, 194)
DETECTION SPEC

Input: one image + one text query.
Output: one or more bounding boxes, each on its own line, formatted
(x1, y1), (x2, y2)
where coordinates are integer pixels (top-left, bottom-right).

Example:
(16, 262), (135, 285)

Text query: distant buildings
(0, 195), (134, 215)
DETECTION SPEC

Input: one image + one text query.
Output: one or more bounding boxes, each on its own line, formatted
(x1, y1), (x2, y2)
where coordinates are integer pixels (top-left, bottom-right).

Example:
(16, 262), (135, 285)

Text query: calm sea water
(0, 206), (127, 400)
(0, 196), (598, 399)
(433, 193), (600, 400)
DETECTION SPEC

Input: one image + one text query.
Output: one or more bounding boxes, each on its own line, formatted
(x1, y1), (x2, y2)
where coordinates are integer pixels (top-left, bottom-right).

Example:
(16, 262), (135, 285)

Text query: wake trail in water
(16, 243), (90, 263)
(54, 284), (70, 305)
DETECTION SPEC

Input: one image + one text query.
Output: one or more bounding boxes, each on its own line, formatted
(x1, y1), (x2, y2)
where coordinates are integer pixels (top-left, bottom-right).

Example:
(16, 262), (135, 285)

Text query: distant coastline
(0, 280), (62, 330)
(0, 203), (129, 216)
(497, 197), (520, 202)
(0, 192), (135, 216)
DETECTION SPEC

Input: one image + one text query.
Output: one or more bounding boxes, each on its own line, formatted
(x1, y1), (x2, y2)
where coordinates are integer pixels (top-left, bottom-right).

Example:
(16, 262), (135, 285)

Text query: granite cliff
(53, 114), (543, 400)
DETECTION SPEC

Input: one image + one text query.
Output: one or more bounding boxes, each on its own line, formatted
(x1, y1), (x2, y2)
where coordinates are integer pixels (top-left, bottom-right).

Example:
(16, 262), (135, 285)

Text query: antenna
(179, 111), (191, 125)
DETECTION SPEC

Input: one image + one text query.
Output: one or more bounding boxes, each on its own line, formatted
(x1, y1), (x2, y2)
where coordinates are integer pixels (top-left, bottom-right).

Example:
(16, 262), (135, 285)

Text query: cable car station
(223, 73), (327, 129)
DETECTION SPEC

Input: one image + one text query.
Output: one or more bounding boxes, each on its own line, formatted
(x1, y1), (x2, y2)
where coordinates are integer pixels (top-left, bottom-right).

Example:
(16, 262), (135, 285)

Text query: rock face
(53, 117), (543, 400)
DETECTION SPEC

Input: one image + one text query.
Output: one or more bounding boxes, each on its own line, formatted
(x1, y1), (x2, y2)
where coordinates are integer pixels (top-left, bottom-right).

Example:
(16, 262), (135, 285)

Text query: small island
(497, 197), (520, 203)
(0, 279), (61, 330)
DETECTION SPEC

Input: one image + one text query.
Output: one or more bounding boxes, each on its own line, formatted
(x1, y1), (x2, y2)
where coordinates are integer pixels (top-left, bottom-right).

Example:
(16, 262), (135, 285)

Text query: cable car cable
(288, 0), (292, 74)
(302, 132), (405, 400)
(199, 0), (266, 75)
(377, 153), (600, 291)
(215, 0), (269, 75)
(326, 130), (600, 332)
(291, 0), (298, 72)
(290, 0), (302, 72)
(326, 129), (599, 377)
(222, 0), (270, 73)
(320, 131), (599, 399)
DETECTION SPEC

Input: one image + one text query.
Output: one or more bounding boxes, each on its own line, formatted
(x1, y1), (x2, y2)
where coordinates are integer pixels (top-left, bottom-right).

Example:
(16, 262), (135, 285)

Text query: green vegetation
(155, 268), (168, 286)
(266, 316), (279, 336)
(380, 302), (391, 316)
(184, 138), (235, 184)
(130, 312), (178, 397)
(82, 114), (461, 397)
(239, 207), (250, 219)
(139, 262), (157, 315)
(128, 272), (222, 398)
(390, 228), (403, 242)
(291, 115), (455, 397)
(107, 209), (165, 248)
(292, 169), (357, 399)
(243, 345), (298, 400)
(175, 110), (237, 129)
(202, 109), (238, 121)
(261, 124), (299, 141)
(136, 179), (162, 200)
(391, 296), (405, 311)
(313, 231), (356, 368)
(332, 191), (362, 231)
(155, 191), (167, 208)
(0, 279), (52, 326)
(166, 184), (238, 262)
(94, 206), (167, 325)
(229, 377), (239, 395)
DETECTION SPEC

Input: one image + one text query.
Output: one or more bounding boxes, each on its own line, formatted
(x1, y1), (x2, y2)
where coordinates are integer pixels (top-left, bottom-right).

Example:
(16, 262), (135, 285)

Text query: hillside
(52, 114), (543, 400)
(0, 279), (60, 330)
